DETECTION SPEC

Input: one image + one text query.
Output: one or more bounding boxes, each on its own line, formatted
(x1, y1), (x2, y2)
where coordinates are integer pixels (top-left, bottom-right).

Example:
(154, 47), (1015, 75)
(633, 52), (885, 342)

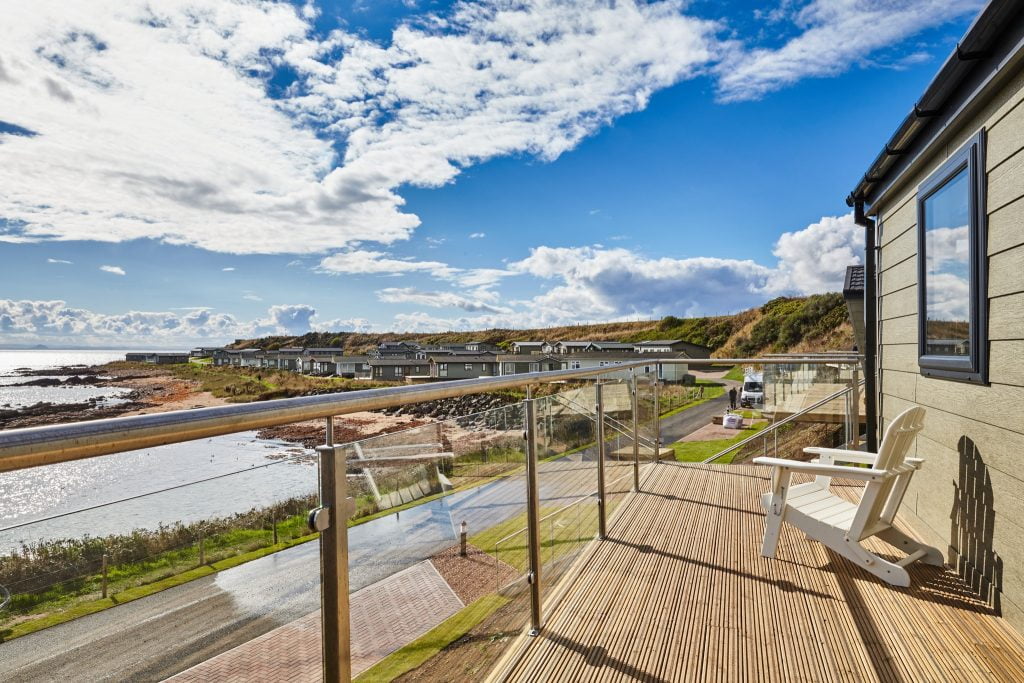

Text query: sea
(0, 350), (318, 554)
(0, 349), (135, 410)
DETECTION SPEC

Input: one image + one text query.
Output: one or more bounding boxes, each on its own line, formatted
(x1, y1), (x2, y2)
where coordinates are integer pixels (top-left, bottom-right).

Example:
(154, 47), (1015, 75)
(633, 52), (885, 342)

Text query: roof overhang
(847, 0), (1024, 212)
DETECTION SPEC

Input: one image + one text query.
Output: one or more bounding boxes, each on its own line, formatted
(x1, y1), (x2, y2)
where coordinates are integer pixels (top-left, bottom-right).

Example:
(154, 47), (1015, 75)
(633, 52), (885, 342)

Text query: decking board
(494, 463), (1024, 682)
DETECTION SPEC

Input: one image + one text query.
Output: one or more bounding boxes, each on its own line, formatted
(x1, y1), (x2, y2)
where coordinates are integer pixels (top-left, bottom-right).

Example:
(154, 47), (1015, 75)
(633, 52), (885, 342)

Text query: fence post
(631, 372), (640, 492)
(595, 382), (607, 540)
(460, 521), (468, 557)
(101, 553), (109, 598)
(524, 398), (543, 635)
(315, 444), (352, 683)
(198, 528), (205, 566)
(272, 516), (279, 545)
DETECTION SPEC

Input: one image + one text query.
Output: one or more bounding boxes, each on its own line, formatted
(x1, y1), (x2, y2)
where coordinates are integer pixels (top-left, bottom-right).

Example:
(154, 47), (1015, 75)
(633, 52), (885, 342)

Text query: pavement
(168, 560), (463, 681)
(0, 387), (735, 682)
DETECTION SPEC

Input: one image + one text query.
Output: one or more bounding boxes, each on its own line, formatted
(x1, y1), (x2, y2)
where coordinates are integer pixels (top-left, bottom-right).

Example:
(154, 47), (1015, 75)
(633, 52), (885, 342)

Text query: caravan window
(916, 129), (988, 384)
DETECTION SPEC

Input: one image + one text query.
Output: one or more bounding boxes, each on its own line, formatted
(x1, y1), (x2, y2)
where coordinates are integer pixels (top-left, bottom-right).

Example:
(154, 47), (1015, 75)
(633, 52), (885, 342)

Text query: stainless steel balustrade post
(652, 374), (661, 464)
(631, 372), (640, 492)
(523, 399), (543, 635)
(595, 382), (607, 540)
(316, 444), (351, 682)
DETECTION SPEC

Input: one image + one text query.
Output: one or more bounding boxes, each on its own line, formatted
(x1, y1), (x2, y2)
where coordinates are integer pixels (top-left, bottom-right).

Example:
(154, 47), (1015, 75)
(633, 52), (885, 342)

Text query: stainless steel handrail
(0, 356), (859, 473)
(701, 378), (866, 464)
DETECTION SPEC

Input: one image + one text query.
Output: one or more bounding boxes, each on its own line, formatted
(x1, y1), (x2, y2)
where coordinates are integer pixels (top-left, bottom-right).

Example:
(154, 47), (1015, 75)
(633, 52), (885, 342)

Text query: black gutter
(846, 0), (1022, 207)
(854, 200), (878, 453)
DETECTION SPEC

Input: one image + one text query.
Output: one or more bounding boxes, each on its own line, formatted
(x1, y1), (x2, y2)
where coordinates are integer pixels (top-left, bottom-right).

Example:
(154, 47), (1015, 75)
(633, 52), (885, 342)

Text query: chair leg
(762, 511), (783, 558)
(877, 527), (945, 567)
(761, 469), (792, 559)
(829, 536), (911, 587)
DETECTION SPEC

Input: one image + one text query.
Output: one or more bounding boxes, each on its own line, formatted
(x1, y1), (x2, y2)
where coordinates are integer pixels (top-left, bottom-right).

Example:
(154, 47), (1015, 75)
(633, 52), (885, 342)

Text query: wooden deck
(491, 463), (1024, 682)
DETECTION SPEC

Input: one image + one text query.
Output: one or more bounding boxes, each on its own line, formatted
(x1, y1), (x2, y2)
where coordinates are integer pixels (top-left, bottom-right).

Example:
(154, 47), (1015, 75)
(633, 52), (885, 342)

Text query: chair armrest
(803, 447), (878, 466)
(752, 457), (888, 481)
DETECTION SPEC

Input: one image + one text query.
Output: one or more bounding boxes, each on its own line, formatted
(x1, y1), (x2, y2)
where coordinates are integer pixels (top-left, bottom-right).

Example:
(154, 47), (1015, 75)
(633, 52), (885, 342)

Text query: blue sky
(0, 0), (983, 345)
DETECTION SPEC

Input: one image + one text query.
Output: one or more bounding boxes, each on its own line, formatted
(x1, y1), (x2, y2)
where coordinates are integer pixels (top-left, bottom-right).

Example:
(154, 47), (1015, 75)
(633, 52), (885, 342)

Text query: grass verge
(353, 594), (509, 682)
(0, 532), (317, 642)
(659, 381), (725, 419)
(722, 365), (746, 382)
(670, 421), (769, 464)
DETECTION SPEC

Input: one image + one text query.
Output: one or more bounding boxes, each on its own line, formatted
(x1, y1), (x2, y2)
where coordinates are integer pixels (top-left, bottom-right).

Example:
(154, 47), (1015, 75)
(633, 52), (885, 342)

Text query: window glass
(923, 166), (971, 357)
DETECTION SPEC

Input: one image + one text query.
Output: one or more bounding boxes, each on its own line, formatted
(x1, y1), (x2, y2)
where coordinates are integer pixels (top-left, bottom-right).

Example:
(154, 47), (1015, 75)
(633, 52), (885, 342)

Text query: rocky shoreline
(380, 393), (518, 420)
(0, 364), (180, 429)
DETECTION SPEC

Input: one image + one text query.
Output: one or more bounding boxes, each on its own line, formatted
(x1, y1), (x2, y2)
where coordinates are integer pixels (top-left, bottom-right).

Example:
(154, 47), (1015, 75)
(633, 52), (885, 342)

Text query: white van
(740, 371), (764, 408)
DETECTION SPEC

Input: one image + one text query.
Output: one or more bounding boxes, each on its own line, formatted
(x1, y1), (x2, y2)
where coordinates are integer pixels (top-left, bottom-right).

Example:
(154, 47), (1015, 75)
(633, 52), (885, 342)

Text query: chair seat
(761, 482), (860, 531)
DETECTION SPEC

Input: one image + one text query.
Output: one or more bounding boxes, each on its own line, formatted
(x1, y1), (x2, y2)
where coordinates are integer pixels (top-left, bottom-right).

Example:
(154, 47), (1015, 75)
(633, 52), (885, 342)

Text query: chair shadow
(949, 435), (1003, 615)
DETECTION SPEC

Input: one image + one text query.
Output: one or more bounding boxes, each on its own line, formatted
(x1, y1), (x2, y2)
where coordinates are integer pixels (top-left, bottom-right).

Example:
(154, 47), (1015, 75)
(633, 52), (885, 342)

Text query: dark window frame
(916, 128), (988, 384)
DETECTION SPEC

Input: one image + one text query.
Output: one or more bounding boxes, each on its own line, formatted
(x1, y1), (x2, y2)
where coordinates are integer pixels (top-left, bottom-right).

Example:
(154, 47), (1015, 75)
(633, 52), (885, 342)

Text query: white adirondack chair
(753, 406), (943, 587)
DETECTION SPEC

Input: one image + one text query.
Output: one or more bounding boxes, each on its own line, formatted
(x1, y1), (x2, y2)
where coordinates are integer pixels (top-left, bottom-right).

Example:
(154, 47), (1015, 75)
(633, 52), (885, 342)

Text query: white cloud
(715, 0), (983, 102)
(510, 246), (776, 321)
(468, 232), (486, 239)
(316, 249), (517, 290)
(925, 272), (969, 322)
(925, 225), (969, 272)
(261, 303), (315, 335)
(1, 211), (866, 343)
(317, 249), (457, 278)
(47, 258), (72, 264)
(376, 287), (510, 314)
(99, 264), (126, 275)
(0, 0), (976, 273)
(222, 267), (236, 272)
(242, 293), (263, 302)
(0, 299), (355, 345)
(0, 0), (719, 256)
(459, 268), (517, 288)
(770, 212), (863, 295)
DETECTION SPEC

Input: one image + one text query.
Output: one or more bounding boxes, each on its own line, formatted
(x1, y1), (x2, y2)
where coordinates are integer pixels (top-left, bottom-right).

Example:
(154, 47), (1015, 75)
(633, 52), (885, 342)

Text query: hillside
(231, 293), (854, 357)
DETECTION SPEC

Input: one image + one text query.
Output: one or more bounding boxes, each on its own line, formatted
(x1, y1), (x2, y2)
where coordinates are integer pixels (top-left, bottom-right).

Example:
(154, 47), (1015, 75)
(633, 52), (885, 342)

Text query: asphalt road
(0, 390), (735, 682)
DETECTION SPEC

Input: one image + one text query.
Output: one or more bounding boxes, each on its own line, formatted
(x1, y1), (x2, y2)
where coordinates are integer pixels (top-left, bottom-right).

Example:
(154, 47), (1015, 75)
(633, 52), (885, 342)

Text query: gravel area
(431, 543), (518, 605)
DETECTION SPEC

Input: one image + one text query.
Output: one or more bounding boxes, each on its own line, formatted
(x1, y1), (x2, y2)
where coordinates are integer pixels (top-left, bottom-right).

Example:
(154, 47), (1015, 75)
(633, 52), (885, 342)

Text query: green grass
(722, 365), (746, 382)
(659, 381), (725, 418)
(106, 362), (390, 402)
(669, 421), (769, 464)
(469, 501), (601, 573)
(353, 594), (509, 682)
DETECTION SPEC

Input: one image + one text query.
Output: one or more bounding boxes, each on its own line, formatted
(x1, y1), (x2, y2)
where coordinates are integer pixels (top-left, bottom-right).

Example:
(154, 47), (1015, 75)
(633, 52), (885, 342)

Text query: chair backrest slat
(849, 407), (925, 540)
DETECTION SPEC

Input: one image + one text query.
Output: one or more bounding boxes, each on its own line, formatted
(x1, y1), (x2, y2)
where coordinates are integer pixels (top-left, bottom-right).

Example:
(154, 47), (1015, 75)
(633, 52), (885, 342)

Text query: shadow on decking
(607, 536), (836, 601)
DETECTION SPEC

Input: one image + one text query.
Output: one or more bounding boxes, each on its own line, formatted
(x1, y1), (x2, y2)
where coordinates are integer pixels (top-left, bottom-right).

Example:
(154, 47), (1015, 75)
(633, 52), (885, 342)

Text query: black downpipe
(854, 200), (879, 452)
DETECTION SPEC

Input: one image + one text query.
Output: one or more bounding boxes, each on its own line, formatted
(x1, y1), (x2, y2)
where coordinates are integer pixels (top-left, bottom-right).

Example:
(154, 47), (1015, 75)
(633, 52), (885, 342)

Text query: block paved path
(168, 560), (464, 681)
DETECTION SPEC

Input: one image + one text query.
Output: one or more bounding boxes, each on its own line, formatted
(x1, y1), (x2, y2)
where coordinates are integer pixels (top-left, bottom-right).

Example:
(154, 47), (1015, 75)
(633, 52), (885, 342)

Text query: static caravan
(848, 0), (1024, 631)
(497, 354), (562, 376)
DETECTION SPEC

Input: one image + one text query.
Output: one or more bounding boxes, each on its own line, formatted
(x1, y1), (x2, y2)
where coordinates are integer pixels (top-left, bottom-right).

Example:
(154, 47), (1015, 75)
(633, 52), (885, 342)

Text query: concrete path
(168, 560), (463, 681)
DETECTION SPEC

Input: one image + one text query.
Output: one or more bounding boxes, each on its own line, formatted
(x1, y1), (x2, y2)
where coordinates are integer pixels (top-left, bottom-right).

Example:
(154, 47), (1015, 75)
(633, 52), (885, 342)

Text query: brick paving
(168, 560), (464, 682)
